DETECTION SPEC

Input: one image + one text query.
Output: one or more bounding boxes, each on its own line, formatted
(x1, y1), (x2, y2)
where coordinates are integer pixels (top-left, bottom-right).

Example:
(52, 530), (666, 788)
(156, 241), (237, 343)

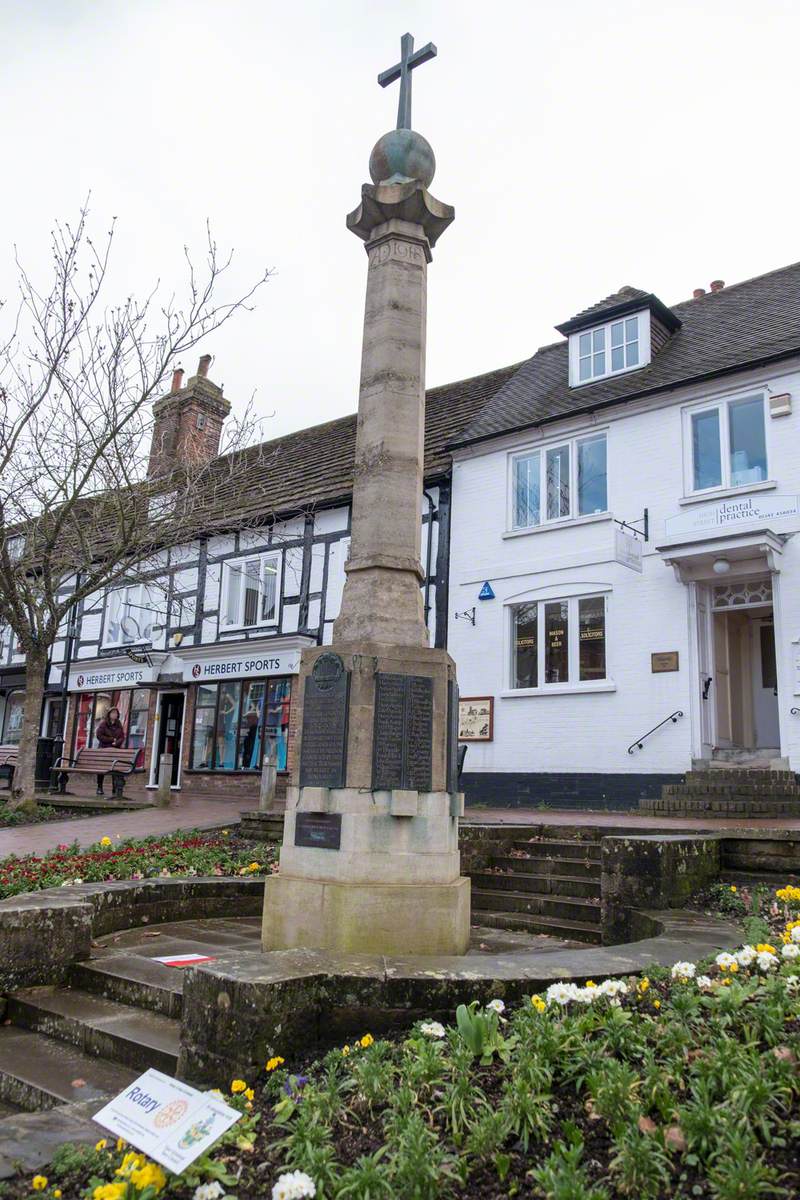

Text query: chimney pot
(198, 354), (212, 378)
(693, 288), (706, 299)
(170, 366), (184, 393)
(710, 279), (725, 293)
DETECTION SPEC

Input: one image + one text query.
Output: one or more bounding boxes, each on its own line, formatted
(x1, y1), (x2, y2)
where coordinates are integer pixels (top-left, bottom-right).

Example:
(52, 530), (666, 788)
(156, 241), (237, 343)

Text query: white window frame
(102, 583), (159, 648)
(568, 310), (651, 386)
(683, 390), (769, 497)
(220, 552), (282, 631)
(505, 589), (613, 696)
(508, 431), (609, 531)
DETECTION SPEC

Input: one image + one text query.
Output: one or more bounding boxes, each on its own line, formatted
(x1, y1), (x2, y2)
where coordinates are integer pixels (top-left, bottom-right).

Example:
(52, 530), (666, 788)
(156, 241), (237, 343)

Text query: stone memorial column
(262, 38), (470, 957)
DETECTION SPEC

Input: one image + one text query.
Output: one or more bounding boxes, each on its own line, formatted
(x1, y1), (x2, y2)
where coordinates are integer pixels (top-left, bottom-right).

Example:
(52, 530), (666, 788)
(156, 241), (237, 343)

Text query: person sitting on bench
(94, 707), (125, 794)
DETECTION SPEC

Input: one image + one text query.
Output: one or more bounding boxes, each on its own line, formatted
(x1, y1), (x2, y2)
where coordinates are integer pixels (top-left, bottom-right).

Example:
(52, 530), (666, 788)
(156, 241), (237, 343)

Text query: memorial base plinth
(262, 874), (470, 957)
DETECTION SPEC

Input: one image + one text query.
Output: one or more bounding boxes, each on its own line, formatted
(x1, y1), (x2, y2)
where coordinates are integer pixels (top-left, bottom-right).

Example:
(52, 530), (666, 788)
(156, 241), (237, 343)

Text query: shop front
(64, 660), (156, 798)
(0, 671), (26, 746)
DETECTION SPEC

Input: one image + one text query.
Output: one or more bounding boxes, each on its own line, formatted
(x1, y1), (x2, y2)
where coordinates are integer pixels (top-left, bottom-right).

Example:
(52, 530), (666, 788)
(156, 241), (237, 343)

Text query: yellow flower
(585, 980), (597, 988)
(129, 1162), (167, 1193)
(653, 999), (661, 1009)
(244, 1087), (255, 1101)
(95, 1138), (108, 1151)
(245, 1100), (253, 1110)
(116, 1151), (145, 1177)
(54, 1192), (62, 1199)
(342, 1045), (351, 1056)
(222, 829), (230, 836)
(231, 1079), (247, 1094)
(116, 1138), (127, 1151)
(31, 1178), (47, 1192)
(100, 836), (112, 847)
(729, 961), (739, 973)
(638, 977), (650, 994)
(248, 862), (261, 872)
(94, 1187), (127, 1200)
(756, 944), (777, 955)
(531, 995), (546, 1013)
(266, 1056), (285, 1072)
(730, 885), (737, 893)
(360, 1033), (374, 1048)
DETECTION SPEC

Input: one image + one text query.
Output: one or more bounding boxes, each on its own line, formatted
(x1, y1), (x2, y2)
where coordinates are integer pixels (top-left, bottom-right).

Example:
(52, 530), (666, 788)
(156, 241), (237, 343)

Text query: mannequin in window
(239, 709), (261, 769)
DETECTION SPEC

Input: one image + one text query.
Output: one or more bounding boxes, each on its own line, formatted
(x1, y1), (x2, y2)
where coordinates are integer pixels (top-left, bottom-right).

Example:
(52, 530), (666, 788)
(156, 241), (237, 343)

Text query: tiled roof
(204, 361), (520, 525)
(562, 285), (650, 326)
(455, 260), (800, 448)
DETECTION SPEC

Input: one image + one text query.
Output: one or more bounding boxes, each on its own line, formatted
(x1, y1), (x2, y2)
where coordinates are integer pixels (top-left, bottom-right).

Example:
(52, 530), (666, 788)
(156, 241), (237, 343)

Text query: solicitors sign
(665, 494), (800, 538)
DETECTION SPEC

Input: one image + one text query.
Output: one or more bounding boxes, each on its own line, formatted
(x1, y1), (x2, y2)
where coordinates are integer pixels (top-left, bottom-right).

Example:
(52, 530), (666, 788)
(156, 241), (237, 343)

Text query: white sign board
(69, 663), (154, 691)
(185, 648), (301, 682)
(94, 1069), (240, 1173)
(665, 494), (800, 538)
(614, 528), (643, 573)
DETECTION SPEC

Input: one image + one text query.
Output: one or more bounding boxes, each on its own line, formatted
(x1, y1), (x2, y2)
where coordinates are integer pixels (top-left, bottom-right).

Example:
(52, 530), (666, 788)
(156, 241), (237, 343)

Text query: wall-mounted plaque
(295, 811), (342, 850)
(299, 653), (350, 788)
(651, 651), (679, 673)
(458, 696), (493, 741)
(372, 673), (433, 792)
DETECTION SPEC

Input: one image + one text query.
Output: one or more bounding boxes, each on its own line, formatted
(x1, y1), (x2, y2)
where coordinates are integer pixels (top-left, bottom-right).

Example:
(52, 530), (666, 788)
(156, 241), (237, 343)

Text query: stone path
(0, 798), (240, 857)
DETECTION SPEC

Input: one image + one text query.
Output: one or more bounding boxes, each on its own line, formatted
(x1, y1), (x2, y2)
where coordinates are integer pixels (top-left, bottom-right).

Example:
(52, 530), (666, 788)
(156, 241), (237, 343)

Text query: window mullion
(720, 403), (731, 488)
(537, 600), (544, 685)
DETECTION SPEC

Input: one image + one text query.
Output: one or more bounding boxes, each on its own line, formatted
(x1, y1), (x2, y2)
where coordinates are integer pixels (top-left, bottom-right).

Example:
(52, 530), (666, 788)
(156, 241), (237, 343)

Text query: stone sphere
(369, 128), (436, 188)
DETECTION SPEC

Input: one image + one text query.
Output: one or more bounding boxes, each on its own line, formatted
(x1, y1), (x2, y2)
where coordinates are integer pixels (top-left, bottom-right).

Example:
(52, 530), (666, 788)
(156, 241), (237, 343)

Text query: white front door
(751, 617), (780, 748)
(697, 585), (715, 756)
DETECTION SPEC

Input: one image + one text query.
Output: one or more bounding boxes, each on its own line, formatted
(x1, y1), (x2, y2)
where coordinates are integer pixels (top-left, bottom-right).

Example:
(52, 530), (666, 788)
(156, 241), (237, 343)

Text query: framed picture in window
(458, 696), (494, 742)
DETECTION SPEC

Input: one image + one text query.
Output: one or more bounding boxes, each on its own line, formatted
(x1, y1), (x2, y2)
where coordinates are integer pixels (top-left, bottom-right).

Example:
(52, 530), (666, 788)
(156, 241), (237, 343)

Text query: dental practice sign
(94, 1068), (240, 1172)
(665, 494), (800, 538)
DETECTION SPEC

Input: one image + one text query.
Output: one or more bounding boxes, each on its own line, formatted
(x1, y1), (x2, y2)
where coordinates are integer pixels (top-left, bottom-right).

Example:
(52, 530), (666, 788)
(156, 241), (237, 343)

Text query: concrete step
(70, 956), (184, 1020)
(7, 987), (180, 1076)
(494, 853), (601, 880)
(642, 797), (800, 816)
(471, 886), (601, 924)
(686, 768), (796, 782)
(511, 839), (601, 861)
(0, 1026), (137, 1112)
(475, 908), (603, 945)
(471, 870), (600, 900)
(664, 785), (800, 799)
(720, 869), (800, 886)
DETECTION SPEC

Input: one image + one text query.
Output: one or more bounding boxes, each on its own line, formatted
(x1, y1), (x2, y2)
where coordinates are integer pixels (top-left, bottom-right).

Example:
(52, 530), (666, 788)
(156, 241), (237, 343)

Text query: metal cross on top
(378, 32), (437, 131)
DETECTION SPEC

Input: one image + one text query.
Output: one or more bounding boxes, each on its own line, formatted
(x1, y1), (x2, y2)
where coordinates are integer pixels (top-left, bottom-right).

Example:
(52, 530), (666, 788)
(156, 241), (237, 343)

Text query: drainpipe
(423, 489), (438, 632)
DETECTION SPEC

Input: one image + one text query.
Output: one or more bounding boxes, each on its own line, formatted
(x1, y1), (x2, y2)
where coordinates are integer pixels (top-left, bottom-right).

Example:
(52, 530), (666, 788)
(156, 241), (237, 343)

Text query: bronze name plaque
(294, 811), (342, 850)
(372, 673), (433, 792)
(651, 651), (679, 673)
(299, 653), (350, 788)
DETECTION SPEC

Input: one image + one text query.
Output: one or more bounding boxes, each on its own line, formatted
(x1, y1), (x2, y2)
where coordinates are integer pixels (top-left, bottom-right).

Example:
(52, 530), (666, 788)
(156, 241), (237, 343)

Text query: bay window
(512, 594), (608, 690)
(689, 393), (767, 493)
(512, 433), (607, 530)
(221, 553), (281, 629)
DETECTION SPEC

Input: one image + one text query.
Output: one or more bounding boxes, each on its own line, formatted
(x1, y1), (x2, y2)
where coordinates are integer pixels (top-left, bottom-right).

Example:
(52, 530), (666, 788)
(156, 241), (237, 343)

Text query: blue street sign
(478, 581), (495, 601)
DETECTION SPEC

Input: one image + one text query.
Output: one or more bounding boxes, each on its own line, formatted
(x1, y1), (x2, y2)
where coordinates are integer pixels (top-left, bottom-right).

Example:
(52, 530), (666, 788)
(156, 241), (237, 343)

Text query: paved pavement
(0, 798), (240, 857)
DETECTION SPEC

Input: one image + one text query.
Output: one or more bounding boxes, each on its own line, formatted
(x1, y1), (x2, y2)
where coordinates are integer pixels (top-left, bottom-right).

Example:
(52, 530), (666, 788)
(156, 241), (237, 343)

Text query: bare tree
(0, 206), (272, 810)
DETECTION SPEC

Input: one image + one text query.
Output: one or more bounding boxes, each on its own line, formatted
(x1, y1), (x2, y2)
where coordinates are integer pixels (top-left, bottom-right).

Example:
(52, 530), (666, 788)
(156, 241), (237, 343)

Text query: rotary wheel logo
(153, 1098), (189, 1128)
(192, 664), (202, 679)
(76, 675), (84, 688)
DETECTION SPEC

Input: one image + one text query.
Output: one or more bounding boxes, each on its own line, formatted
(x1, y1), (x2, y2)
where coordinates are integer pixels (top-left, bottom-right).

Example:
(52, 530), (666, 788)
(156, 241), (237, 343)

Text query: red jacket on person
(96, 718), (125, 748)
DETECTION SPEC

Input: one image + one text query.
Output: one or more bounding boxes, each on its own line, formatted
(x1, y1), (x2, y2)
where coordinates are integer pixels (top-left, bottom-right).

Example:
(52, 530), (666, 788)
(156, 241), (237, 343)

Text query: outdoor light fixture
(712, 558), (732, 575)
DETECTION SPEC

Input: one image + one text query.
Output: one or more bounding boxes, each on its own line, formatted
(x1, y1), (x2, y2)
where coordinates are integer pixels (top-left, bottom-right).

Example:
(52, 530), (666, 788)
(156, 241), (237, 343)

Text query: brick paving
(0, 798), (241, 857)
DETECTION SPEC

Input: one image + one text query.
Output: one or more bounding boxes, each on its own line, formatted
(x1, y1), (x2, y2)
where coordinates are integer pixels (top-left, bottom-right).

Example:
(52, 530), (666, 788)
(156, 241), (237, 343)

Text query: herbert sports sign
(186, 649), (301, 682)
(68, 663), (154, 691)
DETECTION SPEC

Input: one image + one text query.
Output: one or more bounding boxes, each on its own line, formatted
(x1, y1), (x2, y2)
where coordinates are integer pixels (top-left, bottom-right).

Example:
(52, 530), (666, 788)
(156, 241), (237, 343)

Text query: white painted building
(448, 268), (800, 808)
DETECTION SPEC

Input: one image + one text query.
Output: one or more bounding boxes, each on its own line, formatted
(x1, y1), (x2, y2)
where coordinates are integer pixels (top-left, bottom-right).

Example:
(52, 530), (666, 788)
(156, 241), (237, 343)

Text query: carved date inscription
(372, 673), (433, 792)
(299, 658), (350, 788)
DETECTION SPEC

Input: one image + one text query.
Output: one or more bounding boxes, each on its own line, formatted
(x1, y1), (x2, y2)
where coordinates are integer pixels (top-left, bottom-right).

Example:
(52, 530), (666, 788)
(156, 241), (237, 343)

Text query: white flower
(715, 952), (737, 970)
(419, 1021), (446, 1039)
(781, 942), (800, 960)
(671, 961), (696, 980)
(757, 951), (779, 972)
(597, 979), (628, 997)
(785, 974), (800, 991)
(486, 998), (506, 1014)
(272, 1170), (317, 1200)
(791, 926), (800, 944)
(573, 987), (597, 1004)
(545, 982), (579, 1006)
(696, 975), (713, 990)
(736, 945), (757, 967)
(194, 1184), (225, 1200)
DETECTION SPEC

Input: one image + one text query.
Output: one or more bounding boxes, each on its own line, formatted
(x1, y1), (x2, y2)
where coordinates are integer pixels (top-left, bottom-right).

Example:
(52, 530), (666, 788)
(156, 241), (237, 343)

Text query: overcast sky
(2, 0), (799, 441)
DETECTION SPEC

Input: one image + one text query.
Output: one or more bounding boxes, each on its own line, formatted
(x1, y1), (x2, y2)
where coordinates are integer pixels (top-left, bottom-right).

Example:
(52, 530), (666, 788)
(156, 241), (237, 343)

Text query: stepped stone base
(640, 767), (800, 817)
(239, 811), (285, 841)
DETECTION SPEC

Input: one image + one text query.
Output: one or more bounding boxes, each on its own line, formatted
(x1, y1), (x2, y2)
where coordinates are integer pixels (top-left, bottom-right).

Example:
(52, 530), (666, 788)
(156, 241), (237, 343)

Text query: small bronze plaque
(372, 673), (433, 792)
(295, 811), (342, 850)
(651, 651), (679, 673)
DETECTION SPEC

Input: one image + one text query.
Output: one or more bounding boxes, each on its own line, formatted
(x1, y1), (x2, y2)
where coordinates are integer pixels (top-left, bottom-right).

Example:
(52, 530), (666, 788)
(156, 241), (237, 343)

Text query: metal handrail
(628, 710), (684, 755)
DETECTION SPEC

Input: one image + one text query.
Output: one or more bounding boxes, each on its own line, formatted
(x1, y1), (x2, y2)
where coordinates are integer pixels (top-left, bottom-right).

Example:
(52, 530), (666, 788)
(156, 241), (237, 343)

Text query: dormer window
(578, 317), (640, 382)
(557, 287), (681, 389)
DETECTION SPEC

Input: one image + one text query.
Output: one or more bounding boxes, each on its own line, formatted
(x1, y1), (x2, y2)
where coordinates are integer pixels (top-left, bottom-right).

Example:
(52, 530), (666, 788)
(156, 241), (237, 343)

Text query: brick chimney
(709, 279), (725, 293)
(693, 287), (706, 299)
(148, 355), (231, 479)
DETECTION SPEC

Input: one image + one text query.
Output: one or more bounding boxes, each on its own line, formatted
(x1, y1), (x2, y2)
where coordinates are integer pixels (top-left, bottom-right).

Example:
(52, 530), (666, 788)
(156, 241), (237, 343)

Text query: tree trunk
(8, 649), (47, 814)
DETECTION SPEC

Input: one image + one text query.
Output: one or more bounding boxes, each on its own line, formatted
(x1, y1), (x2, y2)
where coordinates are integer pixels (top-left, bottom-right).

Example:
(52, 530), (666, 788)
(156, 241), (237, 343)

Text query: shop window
(511, 434), (607, 530)
(511, 594), (608, 690)
(221, 554), (281, 630)
(688, 393), (767, 493)
(1, 691), (25, 744)
(71, 689), (149, 766)
(190, 677), (292, 772)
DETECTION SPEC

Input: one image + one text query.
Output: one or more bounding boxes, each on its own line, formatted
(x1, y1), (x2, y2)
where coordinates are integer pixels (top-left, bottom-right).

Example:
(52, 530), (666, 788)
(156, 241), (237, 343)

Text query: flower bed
(0, 831), (276, 900)
(7, 931), (799, 1200)
(696, 880), (800, 948)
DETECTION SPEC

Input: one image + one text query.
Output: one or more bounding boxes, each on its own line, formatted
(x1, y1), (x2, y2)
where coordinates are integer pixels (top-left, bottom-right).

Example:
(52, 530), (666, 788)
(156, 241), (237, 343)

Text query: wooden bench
(0, 745), (18, 789)
(51, 747), (141, 798)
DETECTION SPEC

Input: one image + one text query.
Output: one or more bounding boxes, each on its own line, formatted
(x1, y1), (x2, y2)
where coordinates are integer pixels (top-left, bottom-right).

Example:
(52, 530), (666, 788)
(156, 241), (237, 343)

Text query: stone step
(7, 987), (180, 1076)
(474, 908), (602, 945)
(493, 853), (601, 880)
(664, 783), (800, 798)
(0, 1026), (137, 1112)
(471, 870), (600, 900)
(721, 869), (800, 886)
(686, 769), (796, 782)
(641, 797), (799, 816)
(471, 887), (601, 924)
(0, 1100), (21, 1118)
(511, 839), (601, 861)
(70, 956), (184, 1020)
